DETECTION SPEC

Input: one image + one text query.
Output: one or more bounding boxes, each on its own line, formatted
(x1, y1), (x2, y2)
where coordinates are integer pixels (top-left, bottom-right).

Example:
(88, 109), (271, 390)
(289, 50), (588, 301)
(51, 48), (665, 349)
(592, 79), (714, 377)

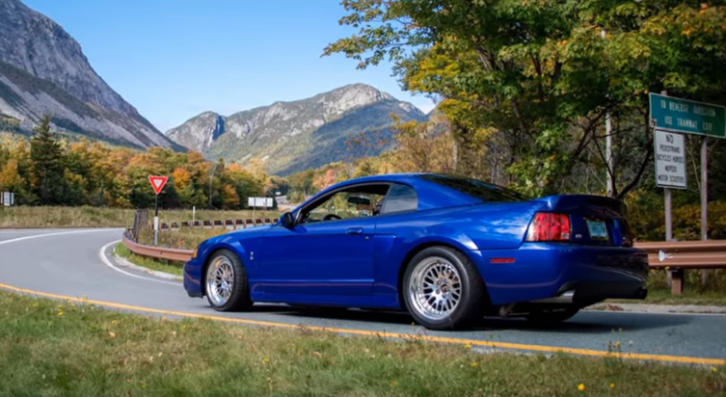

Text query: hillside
(0, 0), (179, 149)
(167, 84), (426, 175)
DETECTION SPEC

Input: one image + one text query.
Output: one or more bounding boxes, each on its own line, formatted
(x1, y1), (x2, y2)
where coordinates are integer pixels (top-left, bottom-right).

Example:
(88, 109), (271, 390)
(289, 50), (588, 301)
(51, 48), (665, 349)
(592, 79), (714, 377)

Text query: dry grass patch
(0, 206), (279, 229)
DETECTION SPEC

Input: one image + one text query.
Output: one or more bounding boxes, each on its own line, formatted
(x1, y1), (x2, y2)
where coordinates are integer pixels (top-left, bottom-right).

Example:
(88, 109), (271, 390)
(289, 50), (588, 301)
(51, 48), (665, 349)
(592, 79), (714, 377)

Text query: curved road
(0, 228), (724, 366)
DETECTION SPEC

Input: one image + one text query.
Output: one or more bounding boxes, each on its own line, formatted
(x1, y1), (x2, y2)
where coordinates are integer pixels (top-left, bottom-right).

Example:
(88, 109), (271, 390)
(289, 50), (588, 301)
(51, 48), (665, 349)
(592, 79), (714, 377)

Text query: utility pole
(208, 163), (217, 209)
(700, 136), (708, 286)
(661, 90), (672, 242)
(661, 90), (673, 288)
(602, 28), (614, 197)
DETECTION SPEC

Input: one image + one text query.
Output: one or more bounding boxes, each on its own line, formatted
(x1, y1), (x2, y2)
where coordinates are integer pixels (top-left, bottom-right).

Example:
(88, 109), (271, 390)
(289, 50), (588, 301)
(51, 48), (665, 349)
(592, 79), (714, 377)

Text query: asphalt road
(1, 228), (724, 366)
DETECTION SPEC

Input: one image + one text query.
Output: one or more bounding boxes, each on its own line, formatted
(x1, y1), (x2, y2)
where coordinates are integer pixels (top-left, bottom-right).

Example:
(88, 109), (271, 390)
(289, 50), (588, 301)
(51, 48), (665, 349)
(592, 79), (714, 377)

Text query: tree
(0, 159), (24, 195)
(324, 1), (726, 197)
(30, 116), (66, 204)
(220, 184), (240, 209)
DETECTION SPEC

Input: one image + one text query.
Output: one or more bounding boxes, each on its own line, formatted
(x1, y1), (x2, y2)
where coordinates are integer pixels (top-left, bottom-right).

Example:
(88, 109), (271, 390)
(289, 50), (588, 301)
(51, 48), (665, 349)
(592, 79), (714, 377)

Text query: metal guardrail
(123, 232), (193, 263)
(634, 240), (726, 294)
(121, 233), (726, 295)
(635, 240), (726, 269)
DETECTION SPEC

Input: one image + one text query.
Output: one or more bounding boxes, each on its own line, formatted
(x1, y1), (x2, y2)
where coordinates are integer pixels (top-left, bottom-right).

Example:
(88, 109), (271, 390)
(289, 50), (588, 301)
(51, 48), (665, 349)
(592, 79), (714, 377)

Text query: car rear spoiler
(534, 195), (627, 218)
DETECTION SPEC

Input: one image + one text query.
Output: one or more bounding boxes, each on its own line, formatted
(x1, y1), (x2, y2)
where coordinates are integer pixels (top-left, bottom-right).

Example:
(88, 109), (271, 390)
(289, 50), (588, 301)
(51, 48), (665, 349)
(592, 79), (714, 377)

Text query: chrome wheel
(206, 255), (235, 307)
(408, 256), (462, 321)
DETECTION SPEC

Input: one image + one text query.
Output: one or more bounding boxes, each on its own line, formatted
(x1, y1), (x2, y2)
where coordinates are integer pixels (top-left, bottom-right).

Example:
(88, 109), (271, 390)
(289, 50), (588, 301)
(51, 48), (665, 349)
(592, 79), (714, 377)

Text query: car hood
(211, 225), (273, 242)
(196, 225), (273, 253)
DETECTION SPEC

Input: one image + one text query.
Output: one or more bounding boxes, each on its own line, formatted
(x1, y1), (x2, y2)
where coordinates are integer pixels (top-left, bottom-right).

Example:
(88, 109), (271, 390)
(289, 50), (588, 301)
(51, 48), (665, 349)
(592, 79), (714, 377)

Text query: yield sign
(148, 175), (168, 195)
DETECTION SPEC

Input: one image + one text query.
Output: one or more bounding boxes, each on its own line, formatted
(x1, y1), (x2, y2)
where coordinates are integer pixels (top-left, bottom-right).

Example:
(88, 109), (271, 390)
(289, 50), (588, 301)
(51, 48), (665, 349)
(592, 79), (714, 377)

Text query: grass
(115, 242), (183, 277)
(137, 227), (232, 249)
(0, 291), (723, 397)
(0, 206), (279, 228)
(609, 289), (726, 307)
(0, 206), (135, 228)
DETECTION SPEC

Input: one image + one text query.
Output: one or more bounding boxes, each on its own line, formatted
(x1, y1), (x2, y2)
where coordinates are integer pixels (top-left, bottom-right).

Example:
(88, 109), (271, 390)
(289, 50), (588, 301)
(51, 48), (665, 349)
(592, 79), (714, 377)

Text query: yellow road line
(1, 281), (724, 366)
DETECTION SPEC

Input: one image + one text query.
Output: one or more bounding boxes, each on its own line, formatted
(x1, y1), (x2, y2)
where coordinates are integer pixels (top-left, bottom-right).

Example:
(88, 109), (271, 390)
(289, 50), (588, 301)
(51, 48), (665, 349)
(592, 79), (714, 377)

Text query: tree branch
(616, 144), (651, 200)
(530, 53), (545, 103)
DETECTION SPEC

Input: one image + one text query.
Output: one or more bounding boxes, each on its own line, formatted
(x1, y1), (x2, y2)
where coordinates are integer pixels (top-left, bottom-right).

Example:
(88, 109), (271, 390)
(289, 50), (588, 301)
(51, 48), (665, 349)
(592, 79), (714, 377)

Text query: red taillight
(526, 212), (571, 242)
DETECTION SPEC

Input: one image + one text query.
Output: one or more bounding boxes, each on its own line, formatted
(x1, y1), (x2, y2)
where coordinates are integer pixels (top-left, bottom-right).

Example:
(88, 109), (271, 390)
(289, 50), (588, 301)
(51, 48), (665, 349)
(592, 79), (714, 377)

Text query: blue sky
(23, 0), (435, 132)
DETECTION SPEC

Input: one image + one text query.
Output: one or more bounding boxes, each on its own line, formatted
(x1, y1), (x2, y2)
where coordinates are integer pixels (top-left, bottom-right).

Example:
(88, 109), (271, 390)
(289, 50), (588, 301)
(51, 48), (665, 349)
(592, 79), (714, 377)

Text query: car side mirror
(280, 212), (294, 228)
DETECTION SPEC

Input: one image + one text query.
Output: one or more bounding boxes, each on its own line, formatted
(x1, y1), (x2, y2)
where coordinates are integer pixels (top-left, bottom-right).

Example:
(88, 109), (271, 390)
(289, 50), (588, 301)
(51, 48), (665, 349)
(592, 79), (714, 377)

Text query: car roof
(332, 173), (435, 186)
(293, 173), (481, 213)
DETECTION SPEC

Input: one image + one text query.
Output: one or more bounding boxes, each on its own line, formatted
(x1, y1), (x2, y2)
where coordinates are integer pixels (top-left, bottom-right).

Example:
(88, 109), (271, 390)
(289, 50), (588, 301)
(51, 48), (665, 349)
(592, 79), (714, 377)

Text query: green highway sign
(649, 93), (725, 139)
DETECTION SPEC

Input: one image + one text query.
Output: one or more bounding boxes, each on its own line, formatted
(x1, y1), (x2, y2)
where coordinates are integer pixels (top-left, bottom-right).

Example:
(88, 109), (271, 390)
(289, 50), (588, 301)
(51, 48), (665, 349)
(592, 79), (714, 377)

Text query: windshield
(420, 174), (529, 203)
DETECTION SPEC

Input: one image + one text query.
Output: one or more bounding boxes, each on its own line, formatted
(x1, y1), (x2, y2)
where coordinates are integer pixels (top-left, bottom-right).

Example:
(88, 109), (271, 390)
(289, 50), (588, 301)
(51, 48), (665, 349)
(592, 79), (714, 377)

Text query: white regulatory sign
(247, 197), (273, 208)
(654, 129), (687, 189)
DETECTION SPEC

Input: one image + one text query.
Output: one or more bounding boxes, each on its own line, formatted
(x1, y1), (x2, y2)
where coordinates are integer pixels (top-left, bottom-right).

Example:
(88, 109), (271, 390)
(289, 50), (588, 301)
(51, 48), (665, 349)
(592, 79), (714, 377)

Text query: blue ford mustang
(183, 173), (648, 330)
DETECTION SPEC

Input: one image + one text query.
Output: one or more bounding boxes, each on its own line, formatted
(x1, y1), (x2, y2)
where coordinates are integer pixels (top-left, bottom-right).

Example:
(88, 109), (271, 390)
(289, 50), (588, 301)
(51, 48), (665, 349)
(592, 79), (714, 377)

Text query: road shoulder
(586, 302), (726, 315)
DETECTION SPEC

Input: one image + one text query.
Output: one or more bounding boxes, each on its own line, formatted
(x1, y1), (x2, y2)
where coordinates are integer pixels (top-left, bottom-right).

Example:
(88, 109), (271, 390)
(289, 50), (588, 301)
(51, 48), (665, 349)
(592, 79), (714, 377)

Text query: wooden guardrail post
(671, 270), (685, 295)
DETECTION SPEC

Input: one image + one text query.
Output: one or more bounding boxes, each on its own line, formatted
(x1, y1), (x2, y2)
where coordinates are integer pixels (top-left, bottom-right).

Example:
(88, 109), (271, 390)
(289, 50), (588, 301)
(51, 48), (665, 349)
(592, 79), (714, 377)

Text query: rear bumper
(532, 281), (647, 306)
(474, 243), (649, 306)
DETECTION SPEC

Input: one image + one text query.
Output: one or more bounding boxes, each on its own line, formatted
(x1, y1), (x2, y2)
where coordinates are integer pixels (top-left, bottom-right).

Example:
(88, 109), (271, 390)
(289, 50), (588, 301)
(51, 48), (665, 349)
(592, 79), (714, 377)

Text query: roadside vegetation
(0, 206), (279, 228)
(115, 243), (183, 277)
(0, 291), (723, 397)
(0, 117), (285, 211)
(0, 206), (134, 228)
(610, 289), (726, 307)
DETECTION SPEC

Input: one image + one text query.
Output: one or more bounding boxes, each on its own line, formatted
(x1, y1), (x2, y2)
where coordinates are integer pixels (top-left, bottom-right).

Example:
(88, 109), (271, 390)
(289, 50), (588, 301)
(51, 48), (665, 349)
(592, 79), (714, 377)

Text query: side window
(299, 184), (389, 224)
(381, 184), (417, 215)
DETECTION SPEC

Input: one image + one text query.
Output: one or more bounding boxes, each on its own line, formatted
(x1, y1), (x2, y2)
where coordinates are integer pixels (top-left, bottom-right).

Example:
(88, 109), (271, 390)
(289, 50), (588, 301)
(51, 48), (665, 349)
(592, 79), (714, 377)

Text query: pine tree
(30, 116), (65, 204)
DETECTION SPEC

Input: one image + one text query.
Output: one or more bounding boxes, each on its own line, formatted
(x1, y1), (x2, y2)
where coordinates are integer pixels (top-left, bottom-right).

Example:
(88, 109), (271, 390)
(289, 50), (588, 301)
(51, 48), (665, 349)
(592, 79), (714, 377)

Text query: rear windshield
(420, 175), (529, 203)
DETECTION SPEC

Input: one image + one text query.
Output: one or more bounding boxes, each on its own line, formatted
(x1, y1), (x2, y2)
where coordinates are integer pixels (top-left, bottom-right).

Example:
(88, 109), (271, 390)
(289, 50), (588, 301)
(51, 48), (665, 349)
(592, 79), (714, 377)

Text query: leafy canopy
(324, 0), (726, 197)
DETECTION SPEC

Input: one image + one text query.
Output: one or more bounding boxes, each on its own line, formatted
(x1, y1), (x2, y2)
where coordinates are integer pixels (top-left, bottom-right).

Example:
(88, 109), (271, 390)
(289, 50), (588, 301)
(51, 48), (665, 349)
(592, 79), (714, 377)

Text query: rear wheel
(403, 246), (487, 330)
(525, 308), (579, 325)
(204, 249), (252, 311)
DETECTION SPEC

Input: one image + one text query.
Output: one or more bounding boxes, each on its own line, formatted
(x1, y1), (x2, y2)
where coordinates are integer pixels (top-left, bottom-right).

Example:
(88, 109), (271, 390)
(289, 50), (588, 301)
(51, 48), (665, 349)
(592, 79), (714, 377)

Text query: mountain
(0, 0), (179, 149)
(167, 84), (426, 175)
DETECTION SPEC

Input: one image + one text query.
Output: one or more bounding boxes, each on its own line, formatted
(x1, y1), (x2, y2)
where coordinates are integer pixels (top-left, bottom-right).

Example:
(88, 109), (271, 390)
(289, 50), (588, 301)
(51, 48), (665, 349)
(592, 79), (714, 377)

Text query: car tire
(525, 308), (579, 325)
(402, 246), (487, 330)
(204, 249), (252, 311)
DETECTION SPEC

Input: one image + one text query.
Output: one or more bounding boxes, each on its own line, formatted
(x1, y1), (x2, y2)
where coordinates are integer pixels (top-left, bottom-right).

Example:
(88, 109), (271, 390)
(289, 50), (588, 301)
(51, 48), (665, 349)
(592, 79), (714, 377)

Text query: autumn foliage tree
(0, 118), (270, 209)
(324, 0), (726, 198)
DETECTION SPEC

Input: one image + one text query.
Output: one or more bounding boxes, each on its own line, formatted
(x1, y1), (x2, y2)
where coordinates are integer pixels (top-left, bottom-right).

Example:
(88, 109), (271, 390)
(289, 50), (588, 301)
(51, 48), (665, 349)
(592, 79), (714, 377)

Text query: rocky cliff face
(165, 112), (225, 152)
(0, 0), (178, 149)
(167, 84), (426, 174)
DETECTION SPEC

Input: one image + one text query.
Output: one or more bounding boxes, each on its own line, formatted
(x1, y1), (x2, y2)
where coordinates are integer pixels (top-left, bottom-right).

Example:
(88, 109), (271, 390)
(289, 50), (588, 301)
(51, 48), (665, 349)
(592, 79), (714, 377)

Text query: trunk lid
(534, 195), (633, 247)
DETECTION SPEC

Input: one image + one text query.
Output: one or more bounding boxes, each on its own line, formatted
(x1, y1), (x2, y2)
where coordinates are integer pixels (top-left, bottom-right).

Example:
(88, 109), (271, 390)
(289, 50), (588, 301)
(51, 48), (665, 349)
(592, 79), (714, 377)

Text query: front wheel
(402, 246), (488, 330)
(204, 249), (252, 311)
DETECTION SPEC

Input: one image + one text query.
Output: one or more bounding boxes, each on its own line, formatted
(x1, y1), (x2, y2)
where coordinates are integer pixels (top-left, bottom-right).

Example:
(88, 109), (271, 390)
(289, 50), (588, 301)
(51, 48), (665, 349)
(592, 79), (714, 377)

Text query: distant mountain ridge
(0, 0), (179, 149)
(167, 84), (427, 175)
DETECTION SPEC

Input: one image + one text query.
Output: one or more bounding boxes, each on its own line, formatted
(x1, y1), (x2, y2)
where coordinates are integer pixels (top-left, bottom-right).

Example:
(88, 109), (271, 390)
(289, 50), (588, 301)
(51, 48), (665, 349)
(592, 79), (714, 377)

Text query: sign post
(650, 92), (726, 286)
(148, 175), (168, 246)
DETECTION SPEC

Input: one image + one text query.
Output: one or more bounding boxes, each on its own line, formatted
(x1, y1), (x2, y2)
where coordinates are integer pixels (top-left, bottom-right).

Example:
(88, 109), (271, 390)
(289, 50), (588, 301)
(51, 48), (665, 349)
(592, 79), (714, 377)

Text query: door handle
(347, 227), (364, 235)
